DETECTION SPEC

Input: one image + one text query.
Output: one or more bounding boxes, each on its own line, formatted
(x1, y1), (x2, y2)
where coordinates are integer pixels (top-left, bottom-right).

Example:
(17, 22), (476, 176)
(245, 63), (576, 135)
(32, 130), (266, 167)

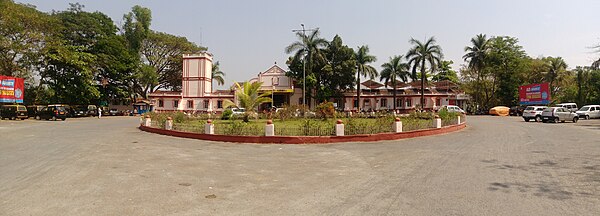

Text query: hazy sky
(18, 0), (600, 89)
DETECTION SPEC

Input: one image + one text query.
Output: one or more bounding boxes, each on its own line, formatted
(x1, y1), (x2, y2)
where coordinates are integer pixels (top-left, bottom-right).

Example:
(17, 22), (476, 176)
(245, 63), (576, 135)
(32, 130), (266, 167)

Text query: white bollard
(139, 116), (144, 126)
(433, 115), (442, 128)
(205, 119), (214, 134)
(145, 115), (152, 127)
(457, 116), (461, 125)
(393, 117), (403, 133)
(335, 119), (344, 136)
(265, 120), (275, 136)
(165, 117), (173, 130)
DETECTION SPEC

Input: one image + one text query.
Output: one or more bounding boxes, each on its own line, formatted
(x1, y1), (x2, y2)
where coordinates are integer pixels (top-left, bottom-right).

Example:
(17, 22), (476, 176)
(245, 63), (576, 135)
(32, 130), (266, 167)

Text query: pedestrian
(98, 107), (102, 119)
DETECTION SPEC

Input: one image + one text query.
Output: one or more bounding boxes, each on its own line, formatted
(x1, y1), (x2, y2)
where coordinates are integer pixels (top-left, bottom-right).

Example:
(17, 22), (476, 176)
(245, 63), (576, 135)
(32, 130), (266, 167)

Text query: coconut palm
(212, 61), (225, 89)
(380, 55), (410, 111)
(406, 37), (443, 110)
(544, 57), (567, 96)
(285, 29), (328, 106)
(463, 34), (490, 107)
(355, 45), (377, 111)
(223, 81), (272, 122)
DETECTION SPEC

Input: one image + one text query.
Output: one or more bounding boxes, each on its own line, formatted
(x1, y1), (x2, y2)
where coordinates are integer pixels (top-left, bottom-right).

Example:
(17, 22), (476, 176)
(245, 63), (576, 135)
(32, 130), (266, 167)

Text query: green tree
(354, 45), (377, 111)
(406, 37), (443, 110)
(432, 60), (459, 83)
(320, 35), (356, 105)
(122, 5), (152, 100)
(223, 82), (272, 122)
(463, 34), (490, 108)
(486, 36), (527, 106)
(212, 61), (225, 88)
(285, 29), (328, 106)
(380, 55), (410, 111)
(543, 56), (568, 97)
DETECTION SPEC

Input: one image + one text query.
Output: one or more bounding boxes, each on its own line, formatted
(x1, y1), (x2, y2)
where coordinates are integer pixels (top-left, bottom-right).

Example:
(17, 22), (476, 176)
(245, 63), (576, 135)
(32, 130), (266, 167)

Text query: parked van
(576, 105), (600, 119)
(0, 104), (28, 120)
(557, 103), (578, 112)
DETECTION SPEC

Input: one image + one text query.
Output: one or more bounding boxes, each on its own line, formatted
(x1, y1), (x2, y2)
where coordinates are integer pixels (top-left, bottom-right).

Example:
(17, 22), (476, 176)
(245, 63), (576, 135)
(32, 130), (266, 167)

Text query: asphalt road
(1, 116), (600, 216)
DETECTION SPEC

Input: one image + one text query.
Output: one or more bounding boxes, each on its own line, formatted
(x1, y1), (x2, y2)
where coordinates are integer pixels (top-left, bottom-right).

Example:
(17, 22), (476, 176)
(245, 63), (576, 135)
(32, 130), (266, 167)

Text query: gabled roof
(361, 80), (384, 89)
(260, 65), (287, 75)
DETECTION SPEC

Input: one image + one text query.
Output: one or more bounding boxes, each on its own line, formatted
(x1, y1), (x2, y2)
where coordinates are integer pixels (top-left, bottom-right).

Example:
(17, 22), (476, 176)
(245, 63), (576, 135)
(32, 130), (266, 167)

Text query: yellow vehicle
(489, 106), (510, 116)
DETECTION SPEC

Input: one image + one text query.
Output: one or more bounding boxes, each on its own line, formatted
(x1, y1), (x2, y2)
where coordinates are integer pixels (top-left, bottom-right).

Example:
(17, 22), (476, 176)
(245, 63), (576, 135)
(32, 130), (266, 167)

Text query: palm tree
(406, 37), (443, 110)
(380, 55), (410, 111)
(463, 34), (489, 108)
(355, 45), (377, 112)
(223, 82), (272, 122)
(285, 29), (328, 107)
(211, 61), (225, 90)
(545, 57), (567, 97)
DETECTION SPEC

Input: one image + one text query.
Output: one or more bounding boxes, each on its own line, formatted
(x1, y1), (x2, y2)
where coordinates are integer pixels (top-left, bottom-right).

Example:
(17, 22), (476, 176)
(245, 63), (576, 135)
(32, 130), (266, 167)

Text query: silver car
(541, 107), (578, 123)
(522, 106), (547, 122)
(575, 105), (600, 120)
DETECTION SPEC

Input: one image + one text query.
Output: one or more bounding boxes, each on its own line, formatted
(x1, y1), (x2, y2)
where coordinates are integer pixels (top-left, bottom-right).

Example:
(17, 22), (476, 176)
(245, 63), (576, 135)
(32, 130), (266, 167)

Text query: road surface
(1, 116), (599, 215)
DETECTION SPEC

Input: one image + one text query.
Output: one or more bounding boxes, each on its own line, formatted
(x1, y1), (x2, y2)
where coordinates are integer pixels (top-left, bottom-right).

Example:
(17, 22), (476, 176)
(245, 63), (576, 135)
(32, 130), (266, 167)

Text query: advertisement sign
(519, 83), (550, 105)
(0, 76), (25, 103)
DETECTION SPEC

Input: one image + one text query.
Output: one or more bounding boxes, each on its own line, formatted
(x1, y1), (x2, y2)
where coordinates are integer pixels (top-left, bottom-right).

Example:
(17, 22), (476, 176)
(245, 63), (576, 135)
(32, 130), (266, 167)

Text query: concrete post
(265, 120), (275, 136)
(457, 116), (461, 125)
(205, 119), (214, 134)
(335, 119), (344, 136)
(393, 117), (403, 133)
(139, 116), (144, 126)
(433, 115), (442, 128)
(144, 115), (152, 127)
(165, 117), (173, 130)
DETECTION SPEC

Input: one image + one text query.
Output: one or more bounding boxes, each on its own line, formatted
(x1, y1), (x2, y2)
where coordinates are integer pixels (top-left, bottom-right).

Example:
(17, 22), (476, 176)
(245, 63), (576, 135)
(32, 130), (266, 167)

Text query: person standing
(98, 107), (102, 118)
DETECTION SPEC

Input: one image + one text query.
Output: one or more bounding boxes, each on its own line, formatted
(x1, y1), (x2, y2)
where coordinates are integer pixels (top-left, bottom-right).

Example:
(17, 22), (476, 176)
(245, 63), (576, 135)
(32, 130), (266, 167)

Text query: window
(436, 98), (441, 106)
(396, 99), (403, 107)
(406, 99), (412, 107)
(187, 100), (194, 109)
(217, 100), (223, 109)
(272, 77), (279, 85)
(353, 99), (358, 108)
(381, 98), (387, 107)
(173, 100), (179, 108)
(158, 100), (164, 107)
(203, 100), (209, 109)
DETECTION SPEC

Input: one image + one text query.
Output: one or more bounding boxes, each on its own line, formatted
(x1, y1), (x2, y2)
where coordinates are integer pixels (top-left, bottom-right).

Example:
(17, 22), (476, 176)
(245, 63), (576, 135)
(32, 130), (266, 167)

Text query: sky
(17, 0), (600, 89)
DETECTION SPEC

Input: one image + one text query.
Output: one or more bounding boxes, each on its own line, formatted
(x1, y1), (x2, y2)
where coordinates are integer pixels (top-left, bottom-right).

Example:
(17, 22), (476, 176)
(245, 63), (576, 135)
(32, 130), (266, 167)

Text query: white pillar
(457, 116), (461, 125)
(144, 115), (152, 127)
(165, 117), (173, 130)
(265, 120), (275, 136)
(139, 116), (144, 126)
(205, 119), (214, 134)
(393, 118), (403, 133)
(433, 116), (442, 128)
(335, 119), (344, 136)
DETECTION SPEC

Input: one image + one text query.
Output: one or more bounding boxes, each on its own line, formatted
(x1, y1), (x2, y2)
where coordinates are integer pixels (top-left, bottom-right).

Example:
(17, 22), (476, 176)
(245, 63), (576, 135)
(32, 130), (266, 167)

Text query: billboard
(519, 83), (550, 105)
(0, 76), (25, 103)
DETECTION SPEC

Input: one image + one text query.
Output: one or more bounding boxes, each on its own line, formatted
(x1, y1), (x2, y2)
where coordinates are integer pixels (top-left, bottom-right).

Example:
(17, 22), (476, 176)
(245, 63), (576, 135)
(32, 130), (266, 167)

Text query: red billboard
(519, 83), (550, 105)
(0, 76), (25, 103)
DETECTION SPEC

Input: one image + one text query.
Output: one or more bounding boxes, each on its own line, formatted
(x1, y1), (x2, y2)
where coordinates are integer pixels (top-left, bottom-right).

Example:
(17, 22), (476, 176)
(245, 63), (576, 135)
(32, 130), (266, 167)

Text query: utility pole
(292, 24), (318, 112)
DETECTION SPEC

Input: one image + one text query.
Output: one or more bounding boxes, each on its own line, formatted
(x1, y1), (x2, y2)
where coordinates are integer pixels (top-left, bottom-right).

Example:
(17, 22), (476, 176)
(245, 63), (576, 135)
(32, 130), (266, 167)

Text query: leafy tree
(463, 34), (490, 108)
(223, 82), (272, 122)
(354, 45), (377, 111)
(406, 37), (443, 110)
(485, 36), (527, 106)
(543, 56), (568, 97)
(285, 29), (328, 106)
(212, 61), (225, 88)
(122, 5), (152, 100)
(320, 35), (356, 105)
(140, 31), (205, 94)
(432, 60), (459, 83)
(380, 55), (409, 111)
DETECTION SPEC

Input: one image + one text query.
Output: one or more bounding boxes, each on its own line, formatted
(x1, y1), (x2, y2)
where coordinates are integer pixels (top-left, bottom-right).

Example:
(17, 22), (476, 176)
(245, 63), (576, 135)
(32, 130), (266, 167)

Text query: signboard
(0, 76), (25, 103)
(519, 83), (550, 105)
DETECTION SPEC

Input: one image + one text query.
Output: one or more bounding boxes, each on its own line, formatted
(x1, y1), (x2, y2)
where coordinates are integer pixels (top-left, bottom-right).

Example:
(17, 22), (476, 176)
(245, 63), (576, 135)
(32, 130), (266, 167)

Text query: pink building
(149, 52), (469, 113)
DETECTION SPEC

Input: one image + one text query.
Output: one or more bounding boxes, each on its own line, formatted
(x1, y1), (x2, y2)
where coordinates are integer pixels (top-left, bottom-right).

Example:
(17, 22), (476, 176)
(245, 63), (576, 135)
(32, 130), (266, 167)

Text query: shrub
(221, 109), (233, 120)
(316, 101), (335, 119)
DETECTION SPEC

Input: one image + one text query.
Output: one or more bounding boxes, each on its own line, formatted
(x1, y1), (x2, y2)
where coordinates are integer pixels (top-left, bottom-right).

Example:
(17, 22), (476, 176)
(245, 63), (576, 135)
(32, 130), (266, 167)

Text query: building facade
(149, 52), (469, 113)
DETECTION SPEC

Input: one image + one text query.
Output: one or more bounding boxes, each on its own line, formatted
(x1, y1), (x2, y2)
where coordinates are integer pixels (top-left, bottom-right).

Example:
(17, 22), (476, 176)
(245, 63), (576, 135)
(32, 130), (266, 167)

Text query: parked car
(26, 105), (45, 118)
(541, 107), (578, 123)
(489, 106), (510, 116)
(557, 103), (578, 112)
(70, 105), (88, 117)
(86, 105), (98, 116)
(522, 106), (547, 122)
(108, 108), (122, 116)
(439, 105), (466, 114)
(35, 105), (67, 121)
(47, 104), (71, 117)
(575, 105), (600, 120)
(0, 104), (28, 120)
(231, 108), (246, 116)
(509, 106), (526, 116)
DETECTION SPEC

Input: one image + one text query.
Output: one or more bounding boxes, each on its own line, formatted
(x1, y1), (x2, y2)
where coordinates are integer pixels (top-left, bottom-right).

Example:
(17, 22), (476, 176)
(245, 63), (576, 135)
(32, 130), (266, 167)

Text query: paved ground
(1, 116), (600, 216)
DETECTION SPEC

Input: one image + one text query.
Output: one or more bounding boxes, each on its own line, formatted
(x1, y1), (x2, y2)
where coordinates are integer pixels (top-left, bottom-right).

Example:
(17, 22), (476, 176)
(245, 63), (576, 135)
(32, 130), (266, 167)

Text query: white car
(541, 107), (579, 123)
(557, 103), (578, 112)
(522, 106), (547, 122)
(230, 108), (246, 116)
(575, 105), (600, 120)
(440, 105), (465, 114)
